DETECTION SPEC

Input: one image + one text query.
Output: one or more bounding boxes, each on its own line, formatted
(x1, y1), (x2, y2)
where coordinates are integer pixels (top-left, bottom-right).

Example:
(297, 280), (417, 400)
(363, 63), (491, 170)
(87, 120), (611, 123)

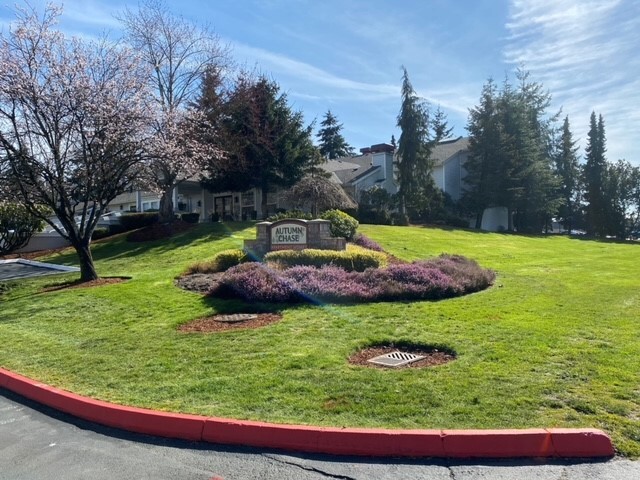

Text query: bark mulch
(174, 273), (223, 294)
(178, 313), (283, 333)
(348, 345), (455, 369)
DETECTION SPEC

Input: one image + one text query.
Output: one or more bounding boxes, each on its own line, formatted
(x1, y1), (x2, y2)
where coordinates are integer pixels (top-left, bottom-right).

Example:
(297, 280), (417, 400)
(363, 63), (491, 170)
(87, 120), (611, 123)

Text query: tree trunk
(508, 208), (514, 231)
(475, 211), (482, 229)
(159, 188), (175, 223)
(261, 186), (269, 220)
(75, 242), (98, 282)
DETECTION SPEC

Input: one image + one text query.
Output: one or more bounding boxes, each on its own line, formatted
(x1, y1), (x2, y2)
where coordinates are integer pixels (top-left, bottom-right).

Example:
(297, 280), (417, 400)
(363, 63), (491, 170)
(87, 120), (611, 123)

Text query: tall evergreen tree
(201, 74), (319, 217)
(396, 67), (441, 218)
(554, 116), (580, 232)
(316, 110), (354, 159)
(463, 78), (501, 228)
(464, 70), (561, 232)
(583, 111), (607, 236)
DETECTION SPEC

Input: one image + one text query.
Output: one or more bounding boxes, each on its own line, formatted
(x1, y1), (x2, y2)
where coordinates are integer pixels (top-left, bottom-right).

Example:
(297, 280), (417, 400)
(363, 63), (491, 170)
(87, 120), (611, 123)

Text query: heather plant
(426, 254), (496, 293)
(351, 233), (385, 252)
(210, 254), (494, 304)
(214, 262), (295, 302)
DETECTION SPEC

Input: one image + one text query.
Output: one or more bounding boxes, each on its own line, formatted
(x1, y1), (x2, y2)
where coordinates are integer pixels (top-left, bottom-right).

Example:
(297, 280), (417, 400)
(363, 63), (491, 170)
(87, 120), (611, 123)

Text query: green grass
(1, 223), (639, 456)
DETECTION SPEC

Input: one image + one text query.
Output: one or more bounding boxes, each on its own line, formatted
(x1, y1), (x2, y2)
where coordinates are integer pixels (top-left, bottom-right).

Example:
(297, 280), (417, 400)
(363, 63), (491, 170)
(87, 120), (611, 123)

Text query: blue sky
(1, 0), (639, 165)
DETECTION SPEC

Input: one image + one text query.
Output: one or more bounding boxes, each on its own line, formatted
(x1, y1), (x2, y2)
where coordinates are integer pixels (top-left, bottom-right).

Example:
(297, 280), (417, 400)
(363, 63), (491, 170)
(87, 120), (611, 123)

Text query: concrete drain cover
(215, 314), (258, 323)
(367, 351), (426, 367)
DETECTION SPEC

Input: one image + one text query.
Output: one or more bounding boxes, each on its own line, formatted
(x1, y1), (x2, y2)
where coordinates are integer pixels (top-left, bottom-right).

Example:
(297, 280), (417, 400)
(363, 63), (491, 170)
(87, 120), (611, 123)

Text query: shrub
(425, 254), (496, 293)
(266, 210), (313, 222)
(185, 249), (249, 274)
(0, 201), (45, 254)
(119, 212), (159, 231)
(320, 209), (359, 240)
(264, 245), (387, 272)
(181, 213), (200, 224)
(351, 233), (385, 252)
(391, 212), (409, 226)
(214, 262), (296, 302)
(210, 254), (494, 304)
(91, 227), (110, 240)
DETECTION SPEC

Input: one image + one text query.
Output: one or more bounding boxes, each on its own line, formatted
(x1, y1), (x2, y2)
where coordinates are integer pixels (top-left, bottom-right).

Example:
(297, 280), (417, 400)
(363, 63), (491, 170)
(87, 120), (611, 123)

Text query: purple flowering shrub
(351, 233), (385, 252)
(213, 262), (295, 302)
(425, 254), (496, 293)
(209, 255), (495, 304)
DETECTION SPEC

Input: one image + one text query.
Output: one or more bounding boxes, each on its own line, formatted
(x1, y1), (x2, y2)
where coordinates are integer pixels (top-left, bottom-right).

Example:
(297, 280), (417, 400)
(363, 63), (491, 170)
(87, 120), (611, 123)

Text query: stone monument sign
(244, 219), (346, 256)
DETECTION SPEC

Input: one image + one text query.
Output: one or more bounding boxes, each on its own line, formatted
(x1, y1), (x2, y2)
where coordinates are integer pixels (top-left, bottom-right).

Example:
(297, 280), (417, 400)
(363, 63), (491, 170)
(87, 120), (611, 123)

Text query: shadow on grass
(415, 224), (640, 245)
(43, 222), (256, 266)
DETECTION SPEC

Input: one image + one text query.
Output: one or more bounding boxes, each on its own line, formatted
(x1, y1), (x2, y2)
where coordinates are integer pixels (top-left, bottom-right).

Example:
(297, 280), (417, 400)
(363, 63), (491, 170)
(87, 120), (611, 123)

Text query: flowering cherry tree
(120, 0), (228, 222)
(0, 4), (151, 281)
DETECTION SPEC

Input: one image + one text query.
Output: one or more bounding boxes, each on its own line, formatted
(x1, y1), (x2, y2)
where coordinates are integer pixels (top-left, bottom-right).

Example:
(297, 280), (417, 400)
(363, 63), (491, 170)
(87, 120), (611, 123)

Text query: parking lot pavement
(2, 390), (639, 480)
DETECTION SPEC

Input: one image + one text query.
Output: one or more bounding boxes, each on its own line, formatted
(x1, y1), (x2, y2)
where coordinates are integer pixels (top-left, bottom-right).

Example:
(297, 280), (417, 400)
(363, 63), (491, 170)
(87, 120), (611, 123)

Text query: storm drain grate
(367, 351), (426, 367)
(215, 313), (258, 323)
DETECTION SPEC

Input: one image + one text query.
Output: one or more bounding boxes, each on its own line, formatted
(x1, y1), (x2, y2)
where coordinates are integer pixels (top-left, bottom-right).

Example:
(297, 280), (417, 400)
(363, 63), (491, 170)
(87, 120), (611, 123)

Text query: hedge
(184, 249), (249, 274)
(119, 212), (159, 231)
(264, 245), (387, 272)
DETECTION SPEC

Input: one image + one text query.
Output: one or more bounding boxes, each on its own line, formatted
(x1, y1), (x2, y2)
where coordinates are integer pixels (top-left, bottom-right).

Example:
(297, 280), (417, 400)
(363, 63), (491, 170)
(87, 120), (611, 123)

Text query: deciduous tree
(119, 0), (228, 222)
(0, 4), (150, 280)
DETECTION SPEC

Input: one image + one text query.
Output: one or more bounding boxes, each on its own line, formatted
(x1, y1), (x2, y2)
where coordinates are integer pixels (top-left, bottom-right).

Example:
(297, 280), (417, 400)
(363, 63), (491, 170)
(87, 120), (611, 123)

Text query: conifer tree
(396, 67), (441, 218)
(201, 74), (319, 218)
(316, 110), (354, 159)
(583, 112), (608, 236)
(554, 116), (580, 232)
(464, 70), (560, 232)
(463, 78), (501, 228)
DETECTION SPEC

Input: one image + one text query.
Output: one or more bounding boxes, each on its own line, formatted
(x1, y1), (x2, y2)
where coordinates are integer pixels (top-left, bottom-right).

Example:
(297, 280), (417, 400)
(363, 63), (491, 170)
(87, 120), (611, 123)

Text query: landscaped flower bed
(208, 254), (495, 304)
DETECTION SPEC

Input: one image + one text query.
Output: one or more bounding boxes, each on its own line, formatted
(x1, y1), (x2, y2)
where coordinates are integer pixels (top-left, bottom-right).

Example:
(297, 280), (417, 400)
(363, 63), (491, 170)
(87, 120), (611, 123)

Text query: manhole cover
(215, 313), (258, 323)
(367, 351), (426, 367)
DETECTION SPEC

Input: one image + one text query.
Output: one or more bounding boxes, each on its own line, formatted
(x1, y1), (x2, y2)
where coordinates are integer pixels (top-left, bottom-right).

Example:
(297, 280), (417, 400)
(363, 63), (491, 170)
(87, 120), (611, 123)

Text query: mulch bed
(348, 346), (456, 369)
(127, 221), (195, 242)
(40, 276), (129, 292)
(178, 313), (283, 332)
(175, 273), (223, 294)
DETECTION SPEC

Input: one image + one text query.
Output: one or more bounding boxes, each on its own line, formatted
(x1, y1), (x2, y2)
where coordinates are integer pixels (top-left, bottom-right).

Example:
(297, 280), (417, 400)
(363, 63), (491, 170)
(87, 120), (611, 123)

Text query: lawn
(1, 223), (639, 456)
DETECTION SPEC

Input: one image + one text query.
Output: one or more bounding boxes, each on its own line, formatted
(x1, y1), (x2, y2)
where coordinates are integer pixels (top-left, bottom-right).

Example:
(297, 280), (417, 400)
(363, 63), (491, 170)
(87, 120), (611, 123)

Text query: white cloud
(504, 0), (640, 164)
(233, 43), (398, 100)
(61, 0), (123, 29)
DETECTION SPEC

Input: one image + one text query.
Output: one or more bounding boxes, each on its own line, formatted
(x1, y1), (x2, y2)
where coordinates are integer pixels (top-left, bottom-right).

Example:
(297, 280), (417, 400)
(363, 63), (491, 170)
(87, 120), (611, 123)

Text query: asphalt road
(1, 390), (639, 480)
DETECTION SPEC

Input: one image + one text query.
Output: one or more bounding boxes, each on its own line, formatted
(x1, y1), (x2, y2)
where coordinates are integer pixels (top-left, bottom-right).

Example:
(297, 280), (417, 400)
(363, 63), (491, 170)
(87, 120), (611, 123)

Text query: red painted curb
(441, 429), (554, 458)
(2, 369), (206, 441)
(202, 419), (446, 457)
(548, 428), (616, 458)
(0, 368), (615, 458)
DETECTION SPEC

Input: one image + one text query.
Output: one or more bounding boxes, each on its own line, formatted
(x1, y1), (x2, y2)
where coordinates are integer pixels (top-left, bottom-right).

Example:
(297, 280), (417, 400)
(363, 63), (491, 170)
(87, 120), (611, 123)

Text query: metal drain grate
(215, 313), (258, 323)
(367, 351), (426, 367)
